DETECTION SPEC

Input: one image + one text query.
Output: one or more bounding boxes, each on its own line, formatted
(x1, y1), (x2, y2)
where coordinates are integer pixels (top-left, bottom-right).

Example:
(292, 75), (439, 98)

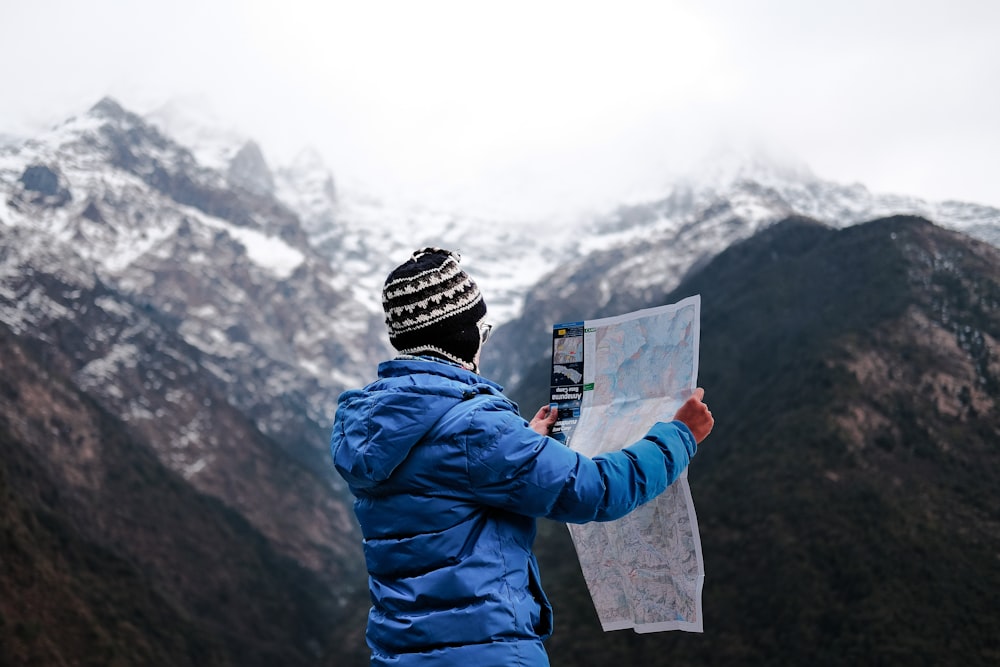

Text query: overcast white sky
(1, 0), (997, 220)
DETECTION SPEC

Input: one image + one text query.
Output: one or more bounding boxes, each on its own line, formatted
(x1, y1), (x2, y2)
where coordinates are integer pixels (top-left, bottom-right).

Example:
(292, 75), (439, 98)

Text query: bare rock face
(13, 164), (72, 207)
(228, 140), (275, 195)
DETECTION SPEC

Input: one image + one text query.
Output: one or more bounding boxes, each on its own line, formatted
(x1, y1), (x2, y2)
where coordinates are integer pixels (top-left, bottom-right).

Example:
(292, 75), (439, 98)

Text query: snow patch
(198, 214), (304, 279)
(182, 458), (209, 478)
(76, 343), (141, 389)
(94, 295), (133, 319)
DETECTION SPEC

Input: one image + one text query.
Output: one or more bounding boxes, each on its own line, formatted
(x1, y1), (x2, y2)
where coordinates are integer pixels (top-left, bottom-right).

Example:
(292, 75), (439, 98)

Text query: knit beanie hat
(382, 247), (487, 368)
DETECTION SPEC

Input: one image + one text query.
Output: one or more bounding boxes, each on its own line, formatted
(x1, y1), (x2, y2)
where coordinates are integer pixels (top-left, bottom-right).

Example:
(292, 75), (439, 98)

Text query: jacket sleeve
(464, 399), (697, 523)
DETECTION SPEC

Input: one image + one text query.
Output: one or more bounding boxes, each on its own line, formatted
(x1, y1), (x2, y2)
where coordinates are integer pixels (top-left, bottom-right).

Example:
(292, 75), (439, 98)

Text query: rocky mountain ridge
(482, 156), (1000, 387)
(2, 97), (998, 665)
(146, 98), (573, 324)
(145, 97), (1000, 331)
(1, 98), (386, 470)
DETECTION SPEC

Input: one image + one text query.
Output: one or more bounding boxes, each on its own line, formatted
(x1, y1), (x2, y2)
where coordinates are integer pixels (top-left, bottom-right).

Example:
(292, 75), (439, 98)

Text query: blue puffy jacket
(331, 358), (697, 666)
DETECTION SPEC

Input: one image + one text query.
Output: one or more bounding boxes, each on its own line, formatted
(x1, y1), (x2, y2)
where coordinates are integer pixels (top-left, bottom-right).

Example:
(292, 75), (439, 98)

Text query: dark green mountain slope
(0, 325), (366, 667)
(511, 216), (999, 666)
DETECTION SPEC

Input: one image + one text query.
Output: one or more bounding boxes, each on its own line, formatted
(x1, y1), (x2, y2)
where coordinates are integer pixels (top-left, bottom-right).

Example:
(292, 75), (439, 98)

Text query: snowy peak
(1, 97), (393, 486)
(483, 148), (1000, 387)
(274, 147), (338, 238)
(89, 95), (131, 120)
(145, 95), (251, 172)
(147, 99), (279, 197)
(279, 147), (337, 205)
(228, 140), (275, 195)
(682, 146), (818, 192)
(587, 146), (999, 254)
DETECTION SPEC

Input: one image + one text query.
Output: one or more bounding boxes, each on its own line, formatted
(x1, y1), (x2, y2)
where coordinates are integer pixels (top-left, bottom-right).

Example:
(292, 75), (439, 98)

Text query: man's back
(332, 358), (554, 666)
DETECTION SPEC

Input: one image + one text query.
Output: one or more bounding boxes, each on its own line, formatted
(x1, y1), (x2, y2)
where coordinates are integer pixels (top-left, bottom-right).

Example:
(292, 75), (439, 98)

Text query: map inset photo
(552, 335), (585, 386)
(553, 335), (583, 364)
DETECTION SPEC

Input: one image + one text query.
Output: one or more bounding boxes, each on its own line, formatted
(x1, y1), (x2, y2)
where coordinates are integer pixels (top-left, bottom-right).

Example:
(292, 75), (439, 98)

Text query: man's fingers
(691, 387), (705, 402)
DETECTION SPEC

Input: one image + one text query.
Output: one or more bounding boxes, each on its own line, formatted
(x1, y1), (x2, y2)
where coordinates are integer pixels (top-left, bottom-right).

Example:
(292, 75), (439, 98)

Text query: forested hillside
(508, 216), (999, 666)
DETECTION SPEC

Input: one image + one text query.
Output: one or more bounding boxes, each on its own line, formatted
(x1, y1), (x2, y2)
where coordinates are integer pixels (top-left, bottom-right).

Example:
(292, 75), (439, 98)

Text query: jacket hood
(331, 359), (505, 490)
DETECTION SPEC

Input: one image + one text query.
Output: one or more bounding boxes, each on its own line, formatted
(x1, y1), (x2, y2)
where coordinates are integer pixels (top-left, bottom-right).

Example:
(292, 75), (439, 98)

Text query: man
(331, 247), (713, 666)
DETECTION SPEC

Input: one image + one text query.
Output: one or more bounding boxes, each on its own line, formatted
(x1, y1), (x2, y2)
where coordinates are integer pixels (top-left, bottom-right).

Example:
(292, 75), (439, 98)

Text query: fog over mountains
(2, 97), (998, 666)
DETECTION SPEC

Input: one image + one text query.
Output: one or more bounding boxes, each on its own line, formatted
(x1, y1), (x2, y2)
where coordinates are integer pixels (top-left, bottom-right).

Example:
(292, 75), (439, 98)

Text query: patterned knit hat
(382, 247), (487, 368)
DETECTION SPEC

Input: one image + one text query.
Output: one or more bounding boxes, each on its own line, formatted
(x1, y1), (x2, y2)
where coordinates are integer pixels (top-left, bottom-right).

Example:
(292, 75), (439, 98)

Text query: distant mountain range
(1, 97), (997, 666)
(481, 153), (1000, 388)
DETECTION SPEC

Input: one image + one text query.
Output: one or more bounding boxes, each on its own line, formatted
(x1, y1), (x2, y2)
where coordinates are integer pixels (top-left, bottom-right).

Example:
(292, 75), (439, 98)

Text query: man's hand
(673, 388), (714, 444)
(530, 404), (559, 436)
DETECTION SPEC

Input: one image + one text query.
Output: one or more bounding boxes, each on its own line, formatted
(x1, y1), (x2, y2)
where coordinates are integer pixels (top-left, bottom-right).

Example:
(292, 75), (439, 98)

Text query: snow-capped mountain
(147, 97), (1000, 336)
(481, 150), (1000, 388)
(5, 96), (998, 421)
(320, 145), (998, 345)
(0, 97), (373, 638)
(584, 148), (999, 255)
(147, 97), (574, 325)
(144, 95), (254, 174)
(269, 151), (574, 324)
(0, 98), (386, 476)
(312, 188), (571, 323)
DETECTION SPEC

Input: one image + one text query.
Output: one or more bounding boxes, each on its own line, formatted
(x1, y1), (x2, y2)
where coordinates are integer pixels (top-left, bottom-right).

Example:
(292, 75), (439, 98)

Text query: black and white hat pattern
(382, 247), (487, 368)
